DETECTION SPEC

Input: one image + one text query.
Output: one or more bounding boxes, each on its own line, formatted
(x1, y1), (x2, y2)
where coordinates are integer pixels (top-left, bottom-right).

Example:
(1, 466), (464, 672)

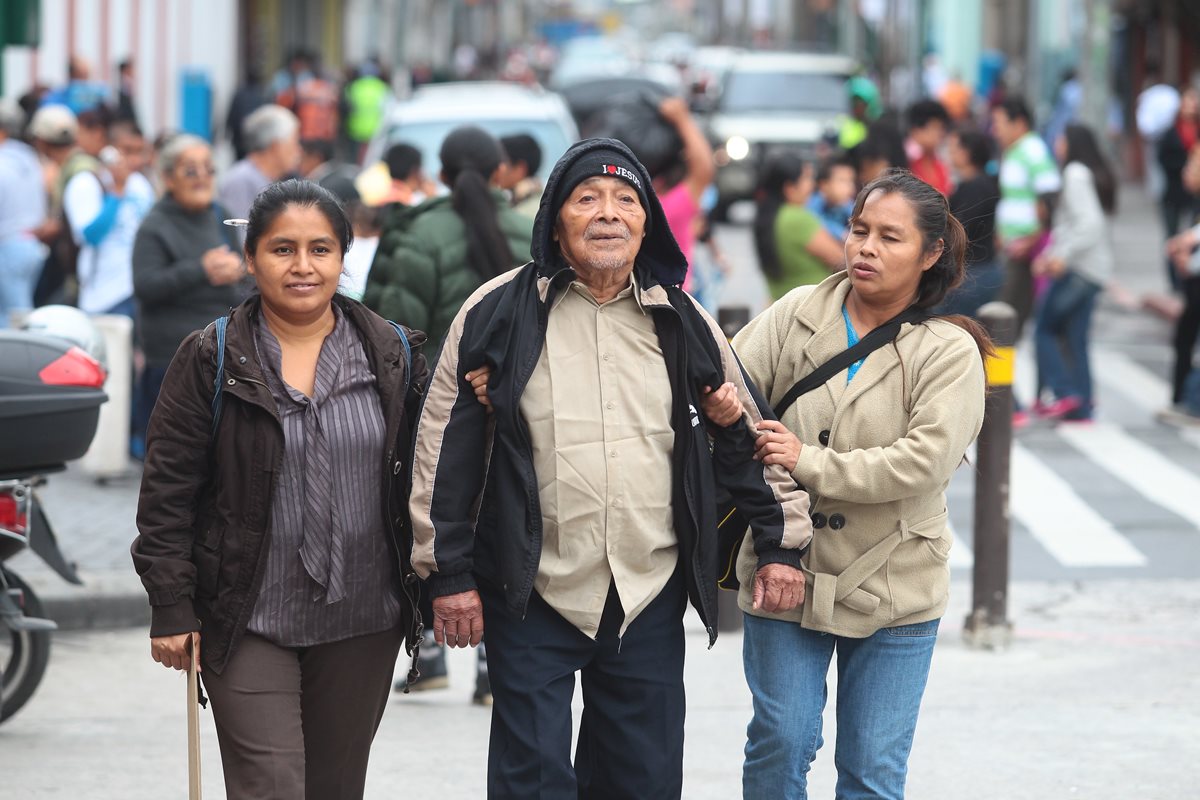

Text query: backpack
(208, 314), (414, 437)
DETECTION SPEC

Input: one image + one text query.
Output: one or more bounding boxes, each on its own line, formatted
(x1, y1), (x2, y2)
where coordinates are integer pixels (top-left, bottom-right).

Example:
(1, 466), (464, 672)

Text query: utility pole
(1079, 0), (1113, 141)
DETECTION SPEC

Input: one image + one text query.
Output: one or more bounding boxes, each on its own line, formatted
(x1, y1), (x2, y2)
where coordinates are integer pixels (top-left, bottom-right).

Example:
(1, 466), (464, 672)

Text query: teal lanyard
(842, 304), (865, 383)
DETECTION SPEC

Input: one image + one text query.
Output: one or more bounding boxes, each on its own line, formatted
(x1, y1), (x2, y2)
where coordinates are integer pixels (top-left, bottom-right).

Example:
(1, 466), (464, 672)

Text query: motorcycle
(0, 315), (107, 723)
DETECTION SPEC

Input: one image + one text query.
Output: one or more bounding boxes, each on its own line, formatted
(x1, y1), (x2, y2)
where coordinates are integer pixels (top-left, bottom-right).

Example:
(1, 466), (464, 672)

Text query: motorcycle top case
(0, 331), (107, 476)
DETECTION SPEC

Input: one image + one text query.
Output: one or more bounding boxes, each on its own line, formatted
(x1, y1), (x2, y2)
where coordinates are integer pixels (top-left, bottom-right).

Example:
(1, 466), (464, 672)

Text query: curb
(20, 569), (148, 631)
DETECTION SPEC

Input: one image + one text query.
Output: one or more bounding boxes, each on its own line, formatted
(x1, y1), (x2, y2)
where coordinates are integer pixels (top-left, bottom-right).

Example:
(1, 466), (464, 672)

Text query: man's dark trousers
(480, 564), (687, 799)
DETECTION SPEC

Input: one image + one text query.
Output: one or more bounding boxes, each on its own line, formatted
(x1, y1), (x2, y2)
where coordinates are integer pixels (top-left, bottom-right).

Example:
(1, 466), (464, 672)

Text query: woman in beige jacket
(708, 170), (990, 798)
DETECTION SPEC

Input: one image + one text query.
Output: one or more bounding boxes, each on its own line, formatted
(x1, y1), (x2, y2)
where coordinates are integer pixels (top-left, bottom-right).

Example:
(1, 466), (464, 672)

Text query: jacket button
(393, 460), (402, 475)
(818, 430), (830, 446)
(238, 356), (247, 364)
(829, 513), (846, 530)
(811, 512), (827, 529)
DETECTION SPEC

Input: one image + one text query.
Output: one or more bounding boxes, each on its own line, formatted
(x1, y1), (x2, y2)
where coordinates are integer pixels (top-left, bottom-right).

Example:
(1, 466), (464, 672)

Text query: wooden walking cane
(187, 632), (202, 800)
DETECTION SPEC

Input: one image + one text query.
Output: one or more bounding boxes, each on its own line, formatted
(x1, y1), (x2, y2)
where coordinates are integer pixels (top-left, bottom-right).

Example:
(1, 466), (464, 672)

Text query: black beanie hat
(549, 146), (652, 229)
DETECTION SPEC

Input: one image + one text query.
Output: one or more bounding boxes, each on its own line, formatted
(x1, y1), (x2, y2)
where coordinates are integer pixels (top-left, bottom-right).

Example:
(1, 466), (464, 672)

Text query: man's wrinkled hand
(752, 563), (806, 613)
(432, 590), (485, 648)
(701, 382), (743, 427)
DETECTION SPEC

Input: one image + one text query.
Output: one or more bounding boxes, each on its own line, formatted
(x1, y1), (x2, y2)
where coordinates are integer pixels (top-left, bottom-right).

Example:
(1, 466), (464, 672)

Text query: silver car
(708, 52), (857, 211)
(361, 81), (580, 182)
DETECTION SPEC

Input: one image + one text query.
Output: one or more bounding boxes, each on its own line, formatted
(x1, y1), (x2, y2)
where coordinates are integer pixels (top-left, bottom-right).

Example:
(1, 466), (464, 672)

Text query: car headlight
(725, 135), (750, 161)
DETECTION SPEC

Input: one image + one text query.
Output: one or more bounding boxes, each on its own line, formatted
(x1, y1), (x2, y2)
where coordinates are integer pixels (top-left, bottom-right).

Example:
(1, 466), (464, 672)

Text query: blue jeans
(0, 237), (45, 327)
(742, 614), (940, 800)
(1034, 271), (1100, 413)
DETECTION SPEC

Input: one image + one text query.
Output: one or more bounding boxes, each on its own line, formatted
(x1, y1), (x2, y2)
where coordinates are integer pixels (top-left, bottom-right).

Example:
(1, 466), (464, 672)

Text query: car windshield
(720, 71), (847, 113)
(383, 119), (573, 181)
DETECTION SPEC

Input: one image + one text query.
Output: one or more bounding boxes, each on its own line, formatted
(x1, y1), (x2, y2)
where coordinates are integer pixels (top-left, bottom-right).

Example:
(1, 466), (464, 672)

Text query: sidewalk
(2, 578), (1196, 798)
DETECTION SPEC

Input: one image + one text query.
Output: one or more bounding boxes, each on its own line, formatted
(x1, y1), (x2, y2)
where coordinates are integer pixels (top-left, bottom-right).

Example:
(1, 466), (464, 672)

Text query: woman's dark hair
(753, 151), (807, 280)
(440, 125), (512, 280)
(953, 128), (993, 171)
(849, 168), (994, 359)
(1061, 123), (1118, 214)
(244, 178), (354, 258)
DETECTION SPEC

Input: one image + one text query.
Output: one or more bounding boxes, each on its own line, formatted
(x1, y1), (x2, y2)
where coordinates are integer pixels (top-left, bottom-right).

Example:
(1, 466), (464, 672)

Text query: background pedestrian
(1032, 123), (1117, 423)
(753, 151), (845, 300)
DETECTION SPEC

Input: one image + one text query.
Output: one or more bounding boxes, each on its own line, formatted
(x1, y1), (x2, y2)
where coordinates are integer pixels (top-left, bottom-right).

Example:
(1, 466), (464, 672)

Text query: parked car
(707, 52), (857, 215)
(361, 82), (580, 182)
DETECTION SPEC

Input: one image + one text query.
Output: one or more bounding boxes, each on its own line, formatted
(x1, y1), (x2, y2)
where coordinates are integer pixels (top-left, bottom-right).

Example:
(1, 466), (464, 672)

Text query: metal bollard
(963, 301), (1016, 650)
(82, 314), (134, 480)
(716, 306), (751, 633)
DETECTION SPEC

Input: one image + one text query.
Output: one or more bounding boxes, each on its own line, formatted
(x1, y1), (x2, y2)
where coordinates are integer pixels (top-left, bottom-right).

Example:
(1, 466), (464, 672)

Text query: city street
(2, 581), (1197, 798)
(4, 182), (1200, 797)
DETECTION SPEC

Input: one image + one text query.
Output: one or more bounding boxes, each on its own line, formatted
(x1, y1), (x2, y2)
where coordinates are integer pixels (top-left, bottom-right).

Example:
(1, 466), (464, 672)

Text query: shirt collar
(552, 270), (648, 315)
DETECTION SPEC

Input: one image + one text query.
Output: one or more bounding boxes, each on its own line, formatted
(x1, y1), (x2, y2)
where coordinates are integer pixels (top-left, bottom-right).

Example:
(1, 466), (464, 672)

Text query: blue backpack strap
(210, 315), (229, 438)
(387, 320), (413, 395)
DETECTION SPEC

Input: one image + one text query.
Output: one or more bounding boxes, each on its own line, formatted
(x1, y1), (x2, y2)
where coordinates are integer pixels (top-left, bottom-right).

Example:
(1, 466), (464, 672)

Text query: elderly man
(218, 104), (302, 220)
(408, 138), (812, 798)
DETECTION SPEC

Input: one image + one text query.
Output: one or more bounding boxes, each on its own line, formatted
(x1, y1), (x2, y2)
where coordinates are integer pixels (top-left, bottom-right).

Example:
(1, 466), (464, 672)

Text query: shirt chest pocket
(639, 361), (673, 436)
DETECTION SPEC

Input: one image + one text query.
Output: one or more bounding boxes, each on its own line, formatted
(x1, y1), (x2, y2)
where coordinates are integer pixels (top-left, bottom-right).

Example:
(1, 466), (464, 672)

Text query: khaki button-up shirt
(519, 275), (677, 638)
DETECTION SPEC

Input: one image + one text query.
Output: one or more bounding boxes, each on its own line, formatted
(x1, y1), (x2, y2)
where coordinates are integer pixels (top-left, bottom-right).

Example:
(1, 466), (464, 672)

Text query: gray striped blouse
(246, 306), (402, 646)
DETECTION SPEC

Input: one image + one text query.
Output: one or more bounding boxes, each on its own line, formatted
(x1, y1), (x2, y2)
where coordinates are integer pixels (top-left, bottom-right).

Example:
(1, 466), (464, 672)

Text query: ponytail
(439, 125), (513, 280)
(451, 167), (513, 280)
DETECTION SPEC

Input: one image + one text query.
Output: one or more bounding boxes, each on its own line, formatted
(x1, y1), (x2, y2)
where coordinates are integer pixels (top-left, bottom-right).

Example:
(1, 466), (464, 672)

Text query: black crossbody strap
(771, 306), (929, 418)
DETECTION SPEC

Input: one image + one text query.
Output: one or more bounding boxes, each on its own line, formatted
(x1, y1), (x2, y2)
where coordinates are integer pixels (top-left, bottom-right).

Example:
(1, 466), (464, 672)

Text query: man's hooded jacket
(407, 138), (812, 641)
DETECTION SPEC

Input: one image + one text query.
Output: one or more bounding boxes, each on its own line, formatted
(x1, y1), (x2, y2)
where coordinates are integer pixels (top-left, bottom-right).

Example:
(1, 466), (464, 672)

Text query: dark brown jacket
(131, 294), (428, 674)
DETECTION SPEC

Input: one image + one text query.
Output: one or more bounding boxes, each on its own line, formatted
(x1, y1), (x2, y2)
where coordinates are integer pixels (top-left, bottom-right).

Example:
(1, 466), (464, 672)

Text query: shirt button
(606, 401), (615, 410)
(603, 353), (612, 361)
(613, 498), (622, 507)
(609, 449), (617, 458)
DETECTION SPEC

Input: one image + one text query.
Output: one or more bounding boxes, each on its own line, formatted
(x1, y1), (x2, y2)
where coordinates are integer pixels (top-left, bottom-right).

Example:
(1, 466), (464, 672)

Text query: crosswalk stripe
(1057, 422), (1200, 530)
(1095, 349), (1172, 410)
(1010, 442), (1147, 567)
(1093, 349), (1200, 449)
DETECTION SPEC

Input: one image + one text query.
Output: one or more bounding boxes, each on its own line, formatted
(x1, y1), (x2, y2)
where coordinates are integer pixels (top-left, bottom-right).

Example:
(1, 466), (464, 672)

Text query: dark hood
(531, 137), (688, 288)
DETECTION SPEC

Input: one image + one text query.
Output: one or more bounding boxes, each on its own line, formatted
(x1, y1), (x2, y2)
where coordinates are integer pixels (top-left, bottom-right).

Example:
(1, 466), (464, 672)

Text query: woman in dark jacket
(363, 125), (532, 358)
(132, 180), (428, 800)
(132, 135), (246, 441)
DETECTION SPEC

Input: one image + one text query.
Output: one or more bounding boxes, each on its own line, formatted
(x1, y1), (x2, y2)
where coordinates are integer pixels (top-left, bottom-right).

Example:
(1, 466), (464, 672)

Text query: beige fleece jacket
(732, 272), (986, 637)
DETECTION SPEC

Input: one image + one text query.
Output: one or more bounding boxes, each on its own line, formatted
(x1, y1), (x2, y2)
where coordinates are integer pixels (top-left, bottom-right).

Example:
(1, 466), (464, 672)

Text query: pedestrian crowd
(758, 75), (1125, 427)
(109, 46), (990, 796)
(0, 46), (1184, 800)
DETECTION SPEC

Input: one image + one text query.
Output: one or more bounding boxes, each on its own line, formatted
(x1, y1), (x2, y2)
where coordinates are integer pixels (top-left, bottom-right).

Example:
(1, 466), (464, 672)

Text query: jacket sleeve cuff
(148, 599), (200, 638)
(792, 444), (821, 487)
(755, 545), (807, 573)
(427, 571), (478, 598)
